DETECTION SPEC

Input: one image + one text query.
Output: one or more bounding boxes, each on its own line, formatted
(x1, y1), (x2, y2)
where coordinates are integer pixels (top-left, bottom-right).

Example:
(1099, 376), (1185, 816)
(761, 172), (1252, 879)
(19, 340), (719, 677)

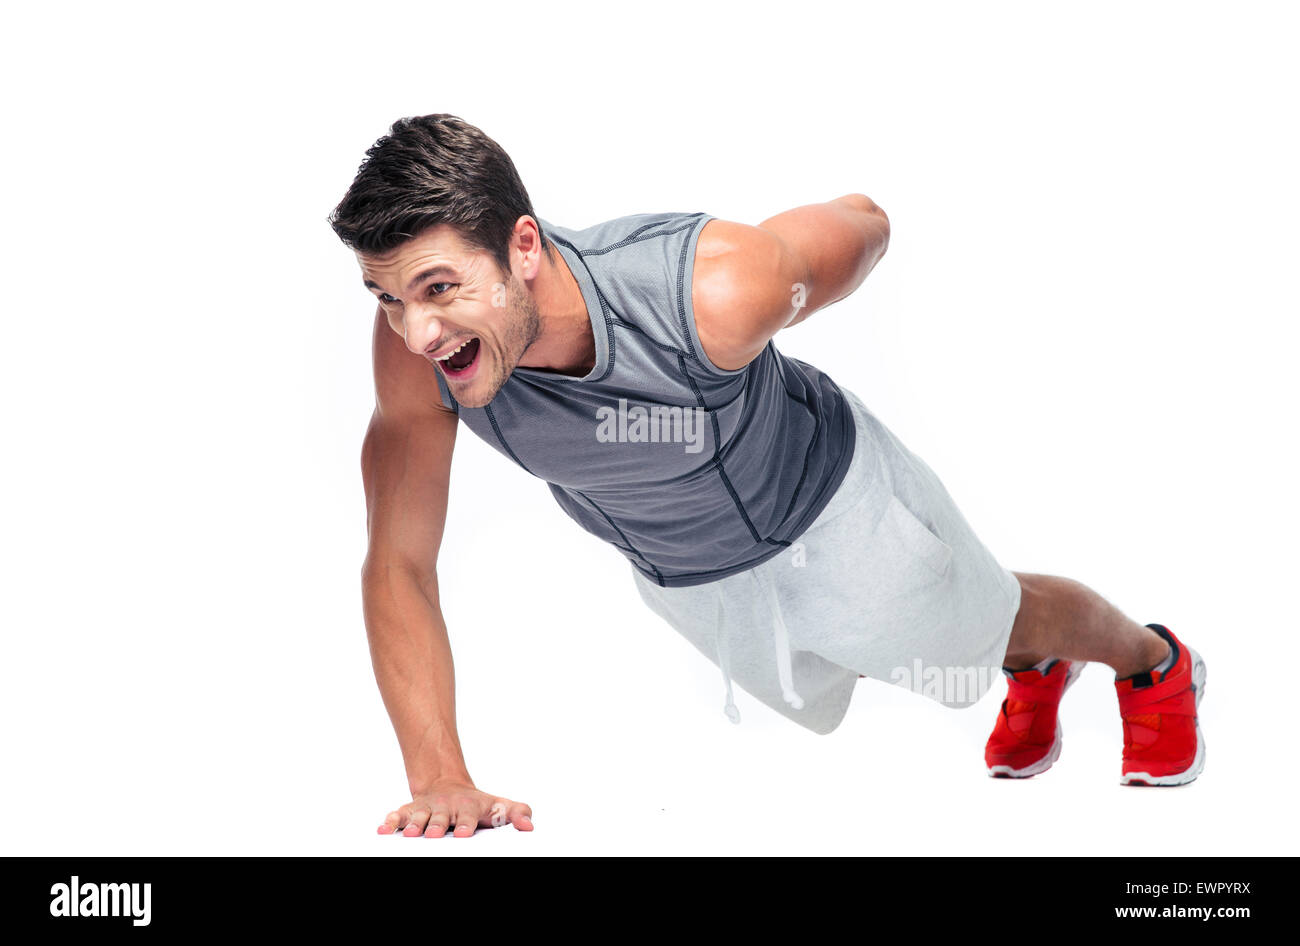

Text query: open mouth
(434, 337), (481, 378)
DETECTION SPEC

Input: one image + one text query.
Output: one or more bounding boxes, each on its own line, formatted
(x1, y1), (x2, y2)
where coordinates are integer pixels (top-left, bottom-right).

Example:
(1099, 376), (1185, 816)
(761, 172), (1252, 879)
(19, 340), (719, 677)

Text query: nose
(400, 307), (444, 356)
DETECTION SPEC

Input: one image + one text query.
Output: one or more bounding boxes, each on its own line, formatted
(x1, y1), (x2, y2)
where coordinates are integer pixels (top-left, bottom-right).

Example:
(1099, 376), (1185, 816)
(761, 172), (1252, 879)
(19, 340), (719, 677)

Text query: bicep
(362, 307), (459, 580)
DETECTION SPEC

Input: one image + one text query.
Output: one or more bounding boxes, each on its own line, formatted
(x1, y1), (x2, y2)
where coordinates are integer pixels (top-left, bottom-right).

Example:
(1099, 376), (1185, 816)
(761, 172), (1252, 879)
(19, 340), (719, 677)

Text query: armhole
(433, 366), (459, 414)
(681, 212), (749, 378)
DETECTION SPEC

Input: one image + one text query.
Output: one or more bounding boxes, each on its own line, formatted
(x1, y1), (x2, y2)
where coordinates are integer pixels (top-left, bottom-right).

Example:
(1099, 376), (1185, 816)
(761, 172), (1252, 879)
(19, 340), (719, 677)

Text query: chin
(453, 373), (508, 410)
(456, 389), (495, 410)
(440, 343), (509, 409)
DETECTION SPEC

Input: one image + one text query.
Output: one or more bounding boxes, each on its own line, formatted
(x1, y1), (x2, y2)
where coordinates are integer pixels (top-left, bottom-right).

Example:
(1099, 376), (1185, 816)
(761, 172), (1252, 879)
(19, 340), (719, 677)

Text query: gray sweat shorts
(632, 384), (1023, 734)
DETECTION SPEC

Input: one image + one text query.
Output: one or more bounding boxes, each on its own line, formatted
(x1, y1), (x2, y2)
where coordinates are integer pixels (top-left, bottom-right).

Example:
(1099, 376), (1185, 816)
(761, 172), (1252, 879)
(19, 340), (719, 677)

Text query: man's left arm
(692, 193), (890, 371)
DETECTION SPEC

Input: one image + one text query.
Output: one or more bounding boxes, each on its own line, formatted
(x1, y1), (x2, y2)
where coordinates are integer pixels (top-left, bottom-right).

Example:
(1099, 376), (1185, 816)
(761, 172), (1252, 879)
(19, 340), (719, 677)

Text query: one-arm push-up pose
(328, 114), (1206, 837)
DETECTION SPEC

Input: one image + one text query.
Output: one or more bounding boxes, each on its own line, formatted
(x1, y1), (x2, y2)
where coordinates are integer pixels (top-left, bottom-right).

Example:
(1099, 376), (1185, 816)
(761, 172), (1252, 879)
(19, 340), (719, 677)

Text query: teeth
(435, 339), (472, 361)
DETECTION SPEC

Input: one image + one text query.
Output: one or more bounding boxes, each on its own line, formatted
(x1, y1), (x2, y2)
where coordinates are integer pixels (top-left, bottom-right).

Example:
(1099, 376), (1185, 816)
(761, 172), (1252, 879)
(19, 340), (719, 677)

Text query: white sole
(987, 661), (1086, 779)
(1120, 647), (1207, 786)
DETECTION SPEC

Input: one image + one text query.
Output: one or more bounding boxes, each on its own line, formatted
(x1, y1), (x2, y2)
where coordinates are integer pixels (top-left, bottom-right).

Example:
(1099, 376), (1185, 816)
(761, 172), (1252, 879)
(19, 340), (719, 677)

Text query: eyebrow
(364, 265), (459, 296)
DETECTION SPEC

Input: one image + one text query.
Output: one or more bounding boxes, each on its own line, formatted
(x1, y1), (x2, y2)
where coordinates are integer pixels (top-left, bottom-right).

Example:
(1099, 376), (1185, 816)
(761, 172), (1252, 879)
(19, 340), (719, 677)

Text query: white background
(2, 0), (1296, 856)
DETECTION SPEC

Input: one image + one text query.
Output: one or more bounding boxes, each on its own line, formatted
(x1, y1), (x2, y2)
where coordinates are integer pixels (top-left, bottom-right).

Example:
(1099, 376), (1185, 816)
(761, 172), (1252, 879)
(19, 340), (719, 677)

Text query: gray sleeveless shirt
(432, 210), (856, 588)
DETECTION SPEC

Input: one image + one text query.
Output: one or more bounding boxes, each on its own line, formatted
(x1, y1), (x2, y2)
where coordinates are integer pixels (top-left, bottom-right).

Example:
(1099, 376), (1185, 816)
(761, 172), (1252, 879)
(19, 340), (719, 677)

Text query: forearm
(758, 193), (890, 327)
(361, 562), (472, 792)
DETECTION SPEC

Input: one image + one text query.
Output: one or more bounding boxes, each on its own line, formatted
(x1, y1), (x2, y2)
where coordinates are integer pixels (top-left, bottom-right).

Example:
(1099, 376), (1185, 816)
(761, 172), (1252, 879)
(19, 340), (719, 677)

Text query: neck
(517, 245), (595, 376)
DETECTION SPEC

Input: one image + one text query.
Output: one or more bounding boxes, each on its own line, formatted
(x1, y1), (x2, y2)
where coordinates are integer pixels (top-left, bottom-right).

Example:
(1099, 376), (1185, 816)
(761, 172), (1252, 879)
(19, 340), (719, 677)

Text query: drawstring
(714, 589), (741, 723)
(757, 571), (805, 711)
(773, 616), (805, 710)
(714, 574), (805, 723)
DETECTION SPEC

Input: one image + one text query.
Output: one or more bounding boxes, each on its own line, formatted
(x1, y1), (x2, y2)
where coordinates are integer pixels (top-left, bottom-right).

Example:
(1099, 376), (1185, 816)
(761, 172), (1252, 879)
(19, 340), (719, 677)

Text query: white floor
(2, 552), (1285, 856)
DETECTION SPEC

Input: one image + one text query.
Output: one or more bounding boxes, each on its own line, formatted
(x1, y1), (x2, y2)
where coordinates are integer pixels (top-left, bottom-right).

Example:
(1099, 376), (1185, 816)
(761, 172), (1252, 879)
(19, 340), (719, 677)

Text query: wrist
(408, 767), (474, 796)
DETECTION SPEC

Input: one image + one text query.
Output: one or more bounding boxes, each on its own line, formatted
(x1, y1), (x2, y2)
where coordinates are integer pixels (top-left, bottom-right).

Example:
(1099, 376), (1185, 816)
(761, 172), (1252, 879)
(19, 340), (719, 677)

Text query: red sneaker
(985, 659), (1085, 778)
(1115, 623), (1206, 786)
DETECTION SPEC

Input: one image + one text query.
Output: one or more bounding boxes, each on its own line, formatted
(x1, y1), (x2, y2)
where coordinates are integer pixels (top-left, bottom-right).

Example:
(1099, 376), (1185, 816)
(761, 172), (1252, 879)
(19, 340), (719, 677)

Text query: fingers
(423, 807), (452, 839)
(424, 806), (469, 838)
(483, 799), (533, 831)
(505, 801), (534, 832)
(377, 810), (402, 835)
(380, 795), (534, 837)
(377, 805), (437, 836)
(402, 806), (431, 837)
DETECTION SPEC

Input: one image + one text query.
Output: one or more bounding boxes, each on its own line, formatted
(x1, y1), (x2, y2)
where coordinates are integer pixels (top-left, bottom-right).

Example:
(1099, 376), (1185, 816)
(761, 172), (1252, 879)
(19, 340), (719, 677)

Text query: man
(328, 114), (1207, 839)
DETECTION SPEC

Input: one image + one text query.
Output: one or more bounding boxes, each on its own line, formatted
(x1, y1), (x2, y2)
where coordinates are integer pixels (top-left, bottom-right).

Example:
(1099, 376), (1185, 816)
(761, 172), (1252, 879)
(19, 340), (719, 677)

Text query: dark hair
(327, 113), (553, 274)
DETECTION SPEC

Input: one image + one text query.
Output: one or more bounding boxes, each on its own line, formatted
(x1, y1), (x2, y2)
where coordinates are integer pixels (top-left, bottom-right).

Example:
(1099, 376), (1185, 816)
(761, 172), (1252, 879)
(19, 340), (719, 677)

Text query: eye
(378, 292), (398, 305)
(430, 282), (454, 296)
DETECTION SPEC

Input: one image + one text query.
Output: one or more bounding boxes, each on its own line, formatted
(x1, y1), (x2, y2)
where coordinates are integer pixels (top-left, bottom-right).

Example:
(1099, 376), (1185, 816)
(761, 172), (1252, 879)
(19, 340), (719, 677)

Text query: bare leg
(1002, 572), (1171, 678)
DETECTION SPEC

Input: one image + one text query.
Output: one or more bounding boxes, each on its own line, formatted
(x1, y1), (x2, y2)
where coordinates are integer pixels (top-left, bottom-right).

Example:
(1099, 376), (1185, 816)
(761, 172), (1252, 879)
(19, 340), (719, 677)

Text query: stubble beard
(460, 272), (540, 409)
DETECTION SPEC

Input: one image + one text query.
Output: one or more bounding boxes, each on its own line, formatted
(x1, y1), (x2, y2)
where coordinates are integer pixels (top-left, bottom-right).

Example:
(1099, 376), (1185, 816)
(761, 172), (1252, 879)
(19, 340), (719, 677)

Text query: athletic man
(328, 114), (1207, 839)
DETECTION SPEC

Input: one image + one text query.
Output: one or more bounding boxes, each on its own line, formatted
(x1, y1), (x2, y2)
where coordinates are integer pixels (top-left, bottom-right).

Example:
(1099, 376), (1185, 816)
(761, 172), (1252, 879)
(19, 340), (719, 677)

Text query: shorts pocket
(777, 490), (956, 674)
(882, 494), (953, 579)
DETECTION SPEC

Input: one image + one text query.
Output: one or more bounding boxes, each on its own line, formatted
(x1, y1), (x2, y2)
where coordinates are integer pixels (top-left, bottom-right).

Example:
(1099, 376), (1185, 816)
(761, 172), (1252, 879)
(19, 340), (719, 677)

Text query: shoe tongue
(1144, 624), (1180, 675)
(1004, 666), (1045, 684)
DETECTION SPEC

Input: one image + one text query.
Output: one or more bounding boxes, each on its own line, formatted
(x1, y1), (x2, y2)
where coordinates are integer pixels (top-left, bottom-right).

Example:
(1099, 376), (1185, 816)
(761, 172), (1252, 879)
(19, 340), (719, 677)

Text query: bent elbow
(840, 192), (888, 219)
(863, 197), (890, 239)
(839, 193), (890, 254)
(865, 201), (890, 260)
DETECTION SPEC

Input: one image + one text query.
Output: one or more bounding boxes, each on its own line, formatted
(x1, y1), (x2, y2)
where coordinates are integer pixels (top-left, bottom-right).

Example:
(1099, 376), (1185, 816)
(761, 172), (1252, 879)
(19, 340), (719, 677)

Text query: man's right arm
(360, 306), (532, 837)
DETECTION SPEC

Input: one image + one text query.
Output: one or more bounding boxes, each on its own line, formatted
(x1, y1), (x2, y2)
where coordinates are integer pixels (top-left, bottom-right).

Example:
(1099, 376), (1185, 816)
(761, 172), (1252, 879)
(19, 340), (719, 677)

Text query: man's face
(358, 224), (540, 409)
